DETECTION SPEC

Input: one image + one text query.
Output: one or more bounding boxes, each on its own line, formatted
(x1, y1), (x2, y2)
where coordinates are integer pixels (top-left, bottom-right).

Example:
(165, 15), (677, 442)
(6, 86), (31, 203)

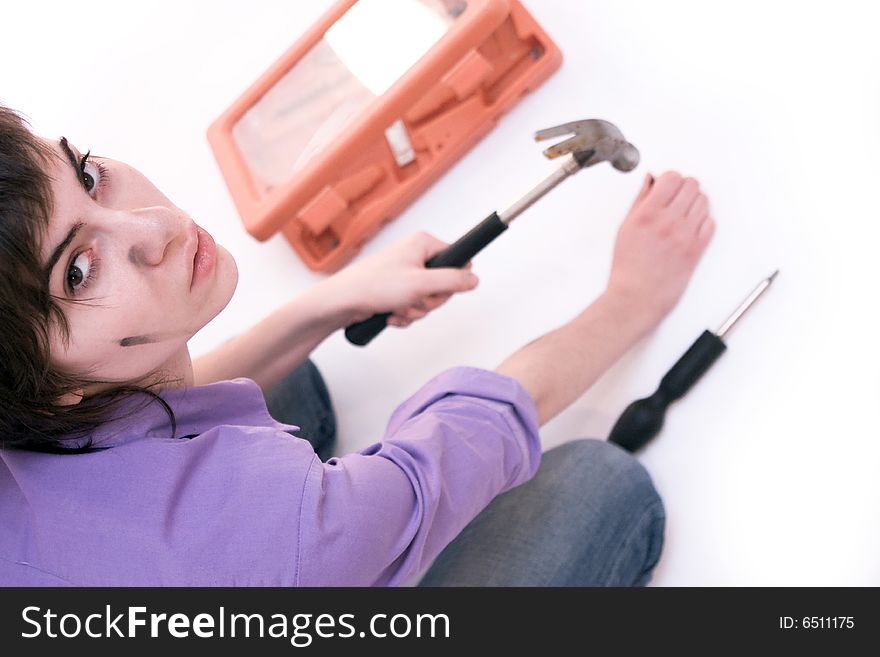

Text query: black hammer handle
(344, 212), (509, 346)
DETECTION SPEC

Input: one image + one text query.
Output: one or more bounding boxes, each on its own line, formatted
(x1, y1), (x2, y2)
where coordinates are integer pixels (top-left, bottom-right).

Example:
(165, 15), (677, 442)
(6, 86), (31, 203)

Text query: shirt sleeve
(296, 366), (542, 586)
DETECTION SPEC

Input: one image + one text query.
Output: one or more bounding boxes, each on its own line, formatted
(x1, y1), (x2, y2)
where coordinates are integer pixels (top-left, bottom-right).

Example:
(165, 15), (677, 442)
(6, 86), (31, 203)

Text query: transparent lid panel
(232, 0), (467, 199)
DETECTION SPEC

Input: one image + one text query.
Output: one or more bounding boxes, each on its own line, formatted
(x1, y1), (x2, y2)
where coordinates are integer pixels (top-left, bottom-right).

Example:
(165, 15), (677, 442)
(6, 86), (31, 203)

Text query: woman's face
(38, 136), (238, 394)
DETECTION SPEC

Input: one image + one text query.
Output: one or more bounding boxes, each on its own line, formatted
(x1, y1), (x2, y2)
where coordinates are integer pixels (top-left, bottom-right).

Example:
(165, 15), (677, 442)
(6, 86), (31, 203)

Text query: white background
(2, 1), (878, 585)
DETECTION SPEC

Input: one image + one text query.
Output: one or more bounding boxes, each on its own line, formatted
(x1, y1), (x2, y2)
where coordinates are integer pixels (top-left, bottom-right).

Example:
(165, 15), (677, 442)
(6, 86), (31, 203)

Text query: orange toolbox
(208, 0), (562, 272)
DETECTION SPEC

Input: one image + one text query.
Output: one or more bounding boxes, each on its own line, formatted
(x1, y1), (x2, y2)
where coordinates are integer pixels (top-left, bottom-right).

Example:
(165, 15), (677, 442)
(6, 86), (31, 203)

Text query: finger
(414, 231), (452, 260)
(686, 193), (709, 223)
(417, 268), (479, 297)
(391, 304), (428, 322)
(645, 171), (685, 207)
(688, 205), (709, 236)
(410, 232), (477, 268)
(631, 172), (654, 207)
(402, 306), (428, 321)
(696, 215), (716, 248)
(692, 210), (710, 239)
(422, 293), (453, 312)
(387, 315), (411, 328)
(669, 177), (700, 211)
(388, 306), (428, 326)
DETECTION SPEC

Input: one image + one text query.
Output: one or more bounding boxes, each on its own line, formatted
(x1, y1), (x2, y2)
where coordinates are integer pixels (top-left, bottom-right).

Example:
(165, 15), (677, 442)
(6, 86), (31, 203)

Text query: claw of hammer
(534, 118), (640, 171)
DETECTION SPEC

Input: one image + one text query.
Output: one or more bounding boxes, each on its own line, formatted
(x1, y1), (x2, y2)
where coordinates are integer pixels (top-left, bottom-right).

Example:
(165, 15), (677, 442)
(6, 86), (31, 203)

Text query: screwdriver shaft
(610, 270), (779, 452)
(715, 270), (779, 340)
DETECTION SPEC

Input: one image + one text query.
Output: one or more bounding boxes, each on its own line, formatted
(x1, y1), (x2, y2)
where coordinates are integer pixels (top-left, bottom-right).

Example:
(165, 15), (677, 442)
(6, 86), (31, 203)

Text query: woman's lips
(190, 226), (216, 288)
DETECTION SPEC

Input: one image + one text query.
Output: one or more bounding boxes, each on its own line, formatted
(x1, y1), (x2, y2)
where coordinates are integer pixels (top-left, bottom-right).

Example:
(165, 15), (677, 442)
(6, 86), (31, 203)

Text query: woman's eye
(67, 251), (92, 293)
(81, 159), (101, 194)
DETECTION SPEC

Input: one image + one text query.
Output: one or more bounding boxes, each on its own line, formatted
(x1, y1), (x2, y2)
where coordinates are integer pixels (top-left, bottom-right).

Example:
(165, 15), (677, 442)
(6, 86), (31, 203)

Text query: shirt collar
(88, 378), (299, 447)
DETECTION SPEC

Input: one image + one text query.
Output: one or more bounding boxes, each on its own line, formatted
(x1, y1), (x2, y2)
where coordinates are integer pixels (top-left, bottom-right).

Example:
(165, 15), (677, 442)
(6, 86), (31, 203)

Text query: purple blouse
(0, 367), (540, 586)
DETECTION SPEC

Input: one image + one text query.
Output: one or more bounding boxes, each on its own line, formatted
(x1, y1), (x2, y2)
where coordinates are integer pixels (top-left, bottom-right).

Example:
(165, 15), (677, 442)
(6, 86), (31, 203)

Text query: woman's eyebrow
(43, 220), (84, 284)
(42, 137), (87, 284)
(58, 136), (81, 178)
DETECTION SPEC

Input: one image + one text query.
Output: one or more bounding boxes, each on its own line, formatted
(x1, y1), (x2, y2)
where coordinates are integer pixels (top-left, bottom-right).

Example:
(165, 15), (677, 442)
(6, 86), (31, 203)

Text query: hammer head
(534, 119), (639, 172)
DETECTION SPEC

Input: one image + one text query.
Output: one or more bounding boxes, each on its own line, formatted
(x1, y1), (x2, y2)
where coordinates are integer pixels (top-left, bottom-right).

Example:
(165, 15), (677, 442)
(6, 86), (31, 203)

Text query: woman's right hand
(606, 170), (715, 326)
(325, 231), (479, 328)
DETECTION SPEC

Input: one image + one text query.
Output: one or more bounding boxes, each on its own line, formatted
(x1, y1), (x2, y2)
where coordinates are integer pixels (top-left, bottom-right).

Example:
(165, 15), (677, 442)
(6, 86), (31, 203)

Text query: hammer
(345, 119), (640, 346)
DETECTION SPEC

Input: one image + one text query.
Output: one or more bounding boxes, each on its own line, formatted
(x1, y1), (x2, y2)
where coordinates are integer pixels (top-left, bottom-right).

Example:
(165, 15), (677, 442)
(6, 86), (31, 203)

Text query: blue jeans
(264, 358), (337, 462)
(265, 360), (666, 586)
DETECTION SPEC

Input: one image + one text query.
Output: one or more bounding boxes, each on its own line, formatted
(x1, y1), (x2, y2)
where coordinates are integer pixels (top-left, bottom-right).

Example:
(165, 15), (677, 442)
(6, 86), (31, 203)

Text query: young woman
(0, 105), (713, 586)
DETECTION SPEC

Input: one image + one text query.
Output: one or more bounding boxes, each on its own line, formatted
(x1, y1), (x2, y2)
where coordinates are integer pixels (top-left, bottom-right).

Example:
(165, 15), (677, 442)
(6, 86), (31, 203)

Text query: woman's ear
(55, 388), (85, 406)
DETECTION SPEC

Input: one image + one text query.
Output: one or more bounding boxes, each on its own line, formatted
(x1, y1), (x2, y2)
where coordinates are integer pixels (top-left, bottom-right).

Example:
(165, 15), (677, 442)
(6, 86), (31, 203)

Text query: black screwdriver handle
(658, 330), (727, 401)
(608, 330), (727, 452)
(344, 212), (509, 346)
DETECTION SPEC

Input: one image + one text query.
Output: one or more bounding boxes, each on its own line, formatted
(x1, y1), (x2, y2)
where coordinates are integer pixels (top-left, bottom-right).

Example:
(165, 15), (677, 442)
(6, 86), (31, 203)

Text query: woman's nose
(120, 206), (188, 267)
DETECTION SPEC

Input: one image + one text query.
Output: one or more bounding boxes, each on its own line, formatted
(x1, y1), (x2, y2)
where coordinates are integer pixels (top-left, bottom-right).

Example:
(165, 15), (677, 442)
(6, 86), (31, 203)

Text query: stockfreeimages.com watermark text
(21, 605), (450, 646)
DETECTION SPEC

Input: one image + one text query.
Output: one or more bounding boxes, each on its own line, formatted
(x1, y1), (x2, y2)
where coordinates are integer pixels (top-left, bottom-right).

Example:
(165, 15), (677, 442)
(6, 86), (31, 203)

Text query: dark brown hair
(0, 104), (176, 452)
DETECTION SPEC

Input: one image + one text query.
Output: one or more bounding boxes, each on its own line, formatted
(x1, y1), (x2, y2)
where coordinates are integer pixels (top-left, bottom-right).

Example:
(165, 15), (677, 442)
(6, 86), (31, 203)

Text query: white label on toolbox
(385, 119), (416, 167)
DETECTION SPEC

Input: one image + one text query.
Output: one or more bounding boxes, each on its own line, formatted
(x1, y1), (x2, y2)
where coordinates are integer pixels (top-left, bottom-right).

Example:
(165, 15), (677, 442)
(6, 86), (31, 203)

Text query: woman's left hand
(328, 231), (479, 328)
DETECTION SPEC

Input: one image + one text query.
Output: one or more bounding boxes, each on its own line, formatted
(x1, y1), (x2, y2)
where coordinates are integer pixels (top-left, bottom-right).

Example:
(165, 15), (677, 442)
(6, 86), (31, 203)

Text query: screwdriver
(608, 271), (778, 452)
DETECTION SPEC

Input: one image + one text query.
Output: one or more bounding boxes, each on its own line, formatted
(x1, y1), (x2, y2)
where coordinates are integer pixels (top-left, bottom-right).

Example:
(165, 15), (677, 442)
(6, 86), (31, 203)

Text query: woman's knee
(542, 439), (662, 510)
(540, 439), (666, 584)
(419, 438), (665, 586)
